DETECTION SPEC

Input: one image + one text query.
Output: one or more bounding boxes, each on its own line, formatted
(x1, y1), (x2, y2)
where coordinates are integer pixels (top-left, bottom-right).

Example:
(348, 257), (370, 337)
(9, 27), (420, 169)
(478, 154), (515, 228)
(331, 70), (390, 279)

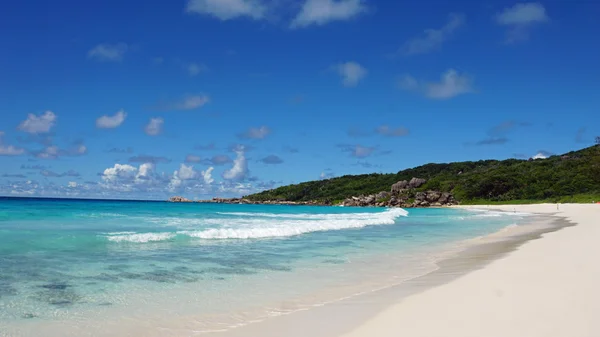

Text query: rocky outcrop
(169, 196), (192, 202)
(391, 180), (409, 194)
(409, 177), (427, 188)
(342, 189), (456, 208)
(171, 176), (456, 208)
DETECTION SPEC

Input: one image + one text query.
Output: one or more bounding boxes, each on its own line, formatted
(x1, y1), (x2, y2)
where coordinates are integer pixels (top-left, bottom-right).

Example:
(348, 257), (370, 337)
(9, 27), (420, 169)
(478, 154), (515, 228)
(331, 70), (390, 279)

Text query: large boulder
(376, 191), (391, 200)
(391, 180), (409, 195)
(415, 192), (427, 201)
(426, 191), (442, 202)
(438, 192), (452, 204)
(409, 177), (427, 188)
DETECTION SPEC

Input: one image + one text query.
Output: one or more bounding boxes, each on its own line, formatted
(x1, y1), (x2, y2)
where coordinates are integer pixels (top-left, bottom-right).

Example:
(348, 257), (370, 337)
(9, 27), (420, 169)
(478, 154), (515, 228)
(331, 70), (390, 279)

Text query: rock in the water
(169, 196), (191, 203)
(409, 178), (427, 188)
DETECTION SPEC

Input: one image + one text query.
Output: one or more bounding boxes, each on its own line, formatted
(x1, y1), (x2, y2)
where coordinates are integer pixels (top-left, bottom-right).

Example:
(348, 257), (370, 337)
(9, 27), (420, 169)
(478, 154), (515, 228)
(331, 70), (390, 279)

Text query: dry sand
(211, 204), (599, 337)
(341, 203), (600, 337)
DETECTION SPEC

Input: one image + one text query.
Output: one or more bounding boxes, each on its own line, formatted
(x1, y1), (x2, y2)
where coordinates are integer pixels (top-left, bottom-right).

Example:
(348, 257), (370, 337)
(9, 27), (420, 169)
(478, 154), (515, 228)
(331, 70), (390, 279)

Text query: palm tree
(596, 136), (600, 145)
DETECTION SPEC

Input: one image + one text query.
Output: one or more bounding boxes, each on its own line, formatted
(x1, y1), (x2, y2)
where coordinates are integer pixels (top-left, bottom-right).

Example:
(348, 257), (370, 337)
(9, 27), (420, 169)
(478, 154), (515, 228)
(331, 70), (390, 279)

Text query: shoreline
(340, 204), (599, 337)
(206, 205), (578, 337)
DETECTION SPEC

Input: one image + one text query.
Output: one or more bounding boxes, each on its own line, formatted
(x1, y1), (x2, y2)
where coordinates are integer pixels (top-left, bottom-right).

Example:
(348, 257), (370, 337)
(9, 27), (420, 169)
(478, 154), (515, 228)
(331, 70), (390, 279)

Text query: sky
(0, 0), (599, 200)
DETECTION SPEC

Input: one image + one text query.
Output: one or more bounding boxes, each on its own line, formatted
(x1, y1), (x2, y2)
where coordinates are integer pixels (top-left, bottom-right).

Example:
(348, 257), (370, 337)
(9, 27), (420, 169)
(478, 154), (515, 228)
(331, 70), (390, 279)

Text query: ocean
(0, 198), (528, 336)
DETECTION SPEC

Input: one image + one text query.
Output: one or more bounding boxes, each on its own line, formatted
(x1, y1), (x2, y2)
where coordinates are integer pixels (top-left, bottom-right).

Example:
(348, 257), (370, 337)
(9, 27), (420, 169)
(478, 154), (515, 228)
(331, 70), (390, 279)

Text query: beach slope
(342, 204), (600, 337)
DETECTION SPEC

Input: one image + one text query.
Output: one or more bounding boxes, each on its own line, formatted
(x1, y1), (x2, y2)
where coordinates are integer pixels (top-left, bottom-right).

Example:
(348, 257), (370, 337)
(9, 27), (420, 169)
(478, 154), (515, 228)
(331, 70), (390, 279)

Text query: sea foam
(105, 208), (409, 242)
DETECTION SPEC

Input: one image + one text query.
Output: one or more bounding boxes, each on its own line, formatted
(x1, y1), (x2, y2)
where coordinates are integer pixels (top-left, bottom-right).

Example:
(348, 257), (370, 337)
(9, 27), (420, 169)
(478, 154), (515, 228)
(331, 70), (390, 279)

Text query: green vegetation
(246, 146), (600, 204)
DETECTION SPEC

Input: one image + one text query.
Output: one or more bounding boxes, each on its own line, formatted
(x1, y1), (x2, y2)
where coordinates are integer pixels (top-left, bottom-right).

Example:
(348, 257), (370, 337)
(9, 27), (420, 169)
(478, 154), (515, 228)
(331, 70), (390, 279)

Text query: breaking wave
(104, 208), (408, 242)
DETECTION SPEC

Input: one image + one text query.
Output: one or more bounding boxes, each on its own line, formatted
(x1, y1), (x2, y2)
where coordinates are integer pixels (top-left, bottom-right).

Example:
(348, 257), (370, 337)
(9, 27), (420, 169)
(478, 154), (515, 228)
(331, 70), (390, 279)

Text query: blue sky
(1, 0), (598, 200)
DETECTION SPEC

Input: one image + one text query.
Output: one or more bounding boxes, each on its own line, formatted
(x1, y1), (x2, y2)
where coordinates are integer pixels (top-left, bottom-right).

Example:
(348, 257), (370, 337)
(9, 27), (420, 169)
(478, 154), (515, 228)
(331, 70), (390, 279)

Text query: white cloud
(177, 164), (198, 180)
(187, 63), (207, 76)
(186, 0), (266, 20)
(18, 111), (57, 134)
(340, 144), (375, 158)
(400, 69), (474, 99)
(291, 0), (367, 28)
(36, 145), (60, 159)
(101, 163), (160, 192)
(223, 147), (249, 181)
(202, 167), (215, 184)
(0, 145), (25, 156)
(167, 95), (210, 111)
(75, 144), (87, 155)
(35, 143), (86, 159)
(0, 131), (25, 156)
(402, 13), (464, 55)
(102, 164), (138, 182)
(334, 62), (367, 87)
(96, 110), (126, 129)
(136, 163), (155, 182)
(88, 43), (128, 62)
(495, 3), (548, 43)
(239, 126), (271, 139)
(532, 152), (547, 160)
(68, 182), (78, 188)
(376, 125), (409, 137)
(145, 118), (164, 136)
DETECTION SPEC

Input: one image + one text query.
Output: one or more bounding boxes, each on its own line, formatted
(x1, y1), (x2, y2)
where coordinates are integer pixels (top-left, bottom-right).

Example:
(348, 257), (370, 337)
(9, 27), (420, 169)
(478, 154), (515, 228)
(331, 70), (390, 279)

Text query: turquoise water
(0, 198), (528, 336)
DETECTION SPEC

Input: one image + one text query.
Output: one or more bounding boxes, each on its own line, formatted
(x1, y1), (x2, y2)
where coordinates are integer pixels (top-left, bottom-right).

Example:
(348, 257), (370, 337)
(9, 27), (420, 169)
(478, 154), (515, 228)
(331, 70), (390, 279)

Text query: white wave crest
(105, 232), (175, 243)
(180, 208), (409, 239)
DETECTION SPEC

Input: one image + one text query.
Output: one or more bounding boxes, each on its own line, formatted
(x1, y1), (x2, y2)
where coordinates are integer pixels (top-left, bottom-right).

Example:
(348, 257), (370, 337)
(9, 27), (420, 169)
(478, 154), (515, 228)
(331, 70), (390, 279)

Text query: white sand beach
(211, 203), (600, 337)
(341, 203), (600, 337)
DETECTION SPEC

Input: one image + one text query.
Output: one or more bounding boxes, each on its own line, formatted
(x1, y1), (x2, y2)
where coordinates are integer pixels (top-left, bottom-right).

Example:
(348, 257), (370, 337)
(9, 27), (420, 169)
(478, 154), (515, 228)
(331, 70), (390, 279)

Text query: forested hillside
(245, 146), (600, 204)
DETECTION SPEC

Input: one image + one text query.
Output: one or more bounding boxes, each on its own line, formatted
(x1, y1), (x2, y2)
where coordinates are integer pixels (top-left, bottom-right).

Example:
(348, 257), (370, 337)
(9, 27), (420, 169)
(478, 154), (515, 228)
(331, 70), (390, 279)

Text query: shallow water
(0, 198), (528, 335)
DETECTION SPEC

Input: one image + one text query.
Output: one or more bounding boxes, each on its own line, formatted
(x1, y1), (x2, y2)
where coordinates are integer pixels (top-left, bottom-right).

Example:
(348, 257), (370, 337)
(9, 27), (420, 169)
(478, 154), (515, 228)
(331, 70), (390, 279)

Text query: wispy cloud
(291, 0), (367, 28)
(106, 147), (133, 154)
(195, 143), (217, 151)
(375, 125), (409, 137)
(186, 62), (207, 76)
(88, 43), (128, 62)
(145, 118), (164, 136)
(34, 143), (87, 159)
(156, 94), (210, 111)
(402, 13), (465, 55)
(185, 154), (202, 163)
(471, 120), (531, 146)
(41, 169), (80, 178)
(283, 146), (299, 153)
(96, 110), (126, 129)
(186, 0), (267, 20)
(475, 137), (509, 146)
(129, 155), (171, 164)
(494, 2), (548, 43)
(206, 155), (233, 166)
(333, 62), (367, 87)
(238, 126), (271, 140)
(2, 174), (27, 178)
(338, 144), (376, 158)
(399, 69), (474, 99)
(0, 131), (25, 156)
(260, 155), (284, 164)
(18, 111), (57, 134)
